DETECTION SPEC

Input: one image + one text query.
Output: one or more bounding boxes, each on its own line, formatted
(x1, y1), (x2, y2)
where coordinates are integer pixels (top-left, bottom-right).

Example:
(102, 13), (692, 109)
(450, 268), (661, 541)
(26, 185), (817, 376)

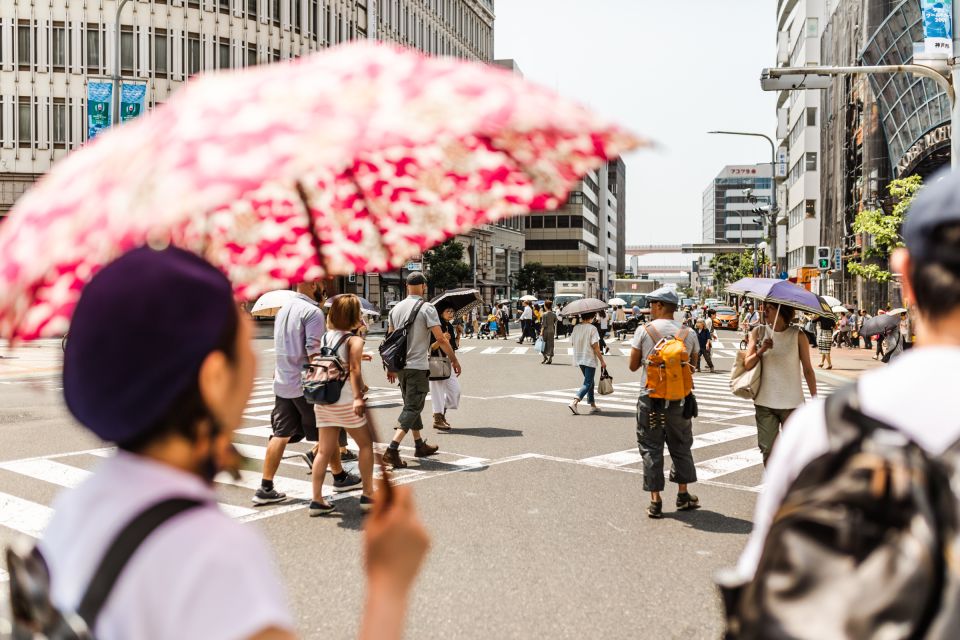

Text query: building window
(805, 152), (817, 172)
(805, 199), (816, 218)
(806, 107), (816, 127)
(293, 0), (302, 31)
(218, 38), (231, 69)
(219, 0), (230, 14)
(272, 48), (280, 61)
(52, 23), (69, 71)
(543, 215), (556, 229)
(272, 0), (280, 25)
(86, 25), (101, 72)
(527, 216), (543, 229)
(557, 215), (570, 228)
(187, 33), (201, 75)
(17, 98), (32, 146)
(52, 98), (69, 148)
(18, 22), (33, 70)
(247, 0), (257, 18)
(120, 27), (135, 74)
(154, 29), (169, 77)
(247, 44), (257, 66)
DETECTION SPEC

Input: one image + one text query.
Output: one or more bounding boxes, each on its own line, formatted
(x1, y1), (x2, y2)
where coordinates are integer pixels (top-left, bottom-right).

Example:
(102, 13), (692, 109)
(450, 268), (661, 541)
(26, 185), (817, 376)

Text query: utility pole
(112, 0), (133, 126)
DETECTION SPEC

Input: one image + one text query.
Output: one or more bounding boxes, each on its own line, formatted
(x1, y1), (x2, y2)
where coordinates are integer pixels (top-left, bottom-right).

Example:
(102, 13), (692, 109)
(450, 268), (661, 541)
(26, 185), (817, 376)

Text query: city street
(0, 324), (845, 638)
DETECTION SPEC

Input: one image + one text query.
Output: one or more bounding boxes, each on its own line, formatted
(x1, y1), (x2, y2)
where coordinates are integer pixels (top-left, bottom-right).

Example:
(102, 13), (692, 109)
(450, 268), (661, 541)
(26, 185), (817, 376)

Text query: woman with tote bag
(429, 304), (462, 431)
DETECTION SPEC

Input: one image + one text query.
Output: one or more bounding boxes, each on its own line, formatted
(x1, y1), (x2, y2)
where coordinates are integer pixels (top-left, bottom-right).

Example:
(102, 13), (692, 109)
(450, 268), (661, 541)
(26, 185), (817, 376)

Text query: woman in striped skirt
(816, 314), (835, 369)
(309, 294), (375, 516)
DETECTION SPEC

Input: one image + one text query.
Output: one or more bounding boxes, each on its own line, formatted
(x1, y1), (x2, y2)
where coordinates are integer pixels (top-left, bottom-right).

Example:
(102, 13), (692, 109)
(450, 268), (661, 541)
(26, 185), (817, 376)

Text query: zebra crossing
(443, 339), (739, 358)
(242, 377), (404, 422)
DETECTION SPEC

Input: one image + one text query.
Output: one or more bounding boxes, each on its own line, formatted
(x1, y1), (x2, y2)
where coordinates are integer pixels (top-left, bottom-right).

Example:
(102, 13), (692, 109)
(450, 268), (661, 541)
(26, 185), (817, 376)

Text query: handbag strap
(77, 498), (204, 628)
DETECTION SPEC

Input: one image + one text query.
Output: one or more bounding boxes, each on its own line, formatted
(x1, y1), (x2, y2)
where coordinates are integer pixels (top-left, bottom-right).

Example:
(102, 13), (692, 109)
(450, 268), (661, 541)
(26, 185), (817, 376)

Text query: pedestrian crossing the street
(438, 340), (739, 358)
(242, 378), (404, 422)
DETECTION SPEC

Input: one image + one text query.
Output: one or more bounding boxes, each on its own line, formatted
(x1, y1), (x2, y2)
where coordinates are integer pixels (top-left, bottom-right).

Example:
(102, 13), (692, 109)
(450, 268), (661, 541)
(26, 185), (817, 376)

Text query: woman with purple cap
(35, 246), (428, 640)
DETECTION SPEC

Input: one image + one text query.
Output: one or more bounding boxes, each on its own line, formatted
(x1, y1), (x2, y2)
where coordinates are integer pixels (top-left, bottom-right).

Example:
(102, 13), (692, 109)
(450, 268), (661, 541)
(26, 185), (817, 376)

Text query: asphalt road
(0, 325), (842, 639)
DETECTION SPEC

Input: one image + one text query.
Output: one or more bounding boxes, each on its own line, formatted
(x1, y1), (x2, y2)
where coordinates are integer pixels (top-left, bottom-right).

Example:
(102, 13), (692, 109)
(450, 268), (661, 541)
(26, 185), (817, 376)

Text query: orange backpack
(644, 325), (694, 401)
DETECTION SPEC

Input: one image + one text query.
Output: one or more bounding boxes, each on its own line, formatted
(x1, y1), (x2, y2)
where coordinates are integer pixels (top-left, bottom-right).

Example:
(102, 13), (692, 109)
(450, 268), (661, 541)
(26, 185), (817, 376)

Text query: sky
(493, 0), (778, 247)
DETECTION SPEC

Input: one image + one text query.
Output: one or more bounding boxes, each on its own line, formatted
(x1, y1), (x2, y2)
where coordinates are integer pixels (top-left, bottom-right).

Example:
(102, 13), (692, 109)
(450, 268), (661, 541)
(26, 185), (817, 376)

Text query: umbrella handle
(295, 181), (329, 277)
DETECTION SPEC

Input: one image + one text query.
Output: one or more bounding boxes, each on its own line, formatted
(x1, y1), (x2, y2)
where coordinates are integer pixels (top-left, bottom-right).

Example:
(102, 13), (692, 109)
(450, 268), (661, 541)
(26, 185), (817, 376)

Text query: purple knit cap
(63, 246), (235, 443)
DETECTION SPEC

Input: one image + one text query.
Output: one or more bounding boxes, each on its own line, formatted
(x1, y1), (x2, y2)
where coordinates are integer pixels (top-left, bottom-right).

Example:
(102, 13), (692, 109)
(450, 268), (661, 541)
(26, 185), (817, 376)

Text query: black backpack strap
(76, 498), (204, 629)
(404, 300), (424, 330)
(330, 331), (351, 354)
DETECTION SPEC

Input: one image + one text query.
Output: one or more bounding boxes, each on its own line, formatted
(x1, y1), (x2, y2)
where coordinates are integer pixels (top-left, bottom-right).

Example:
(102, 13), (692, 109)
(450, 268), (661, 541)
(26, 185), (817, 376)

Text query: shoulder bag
(379, 300), (424, 373)
(730, 327), (763, 400)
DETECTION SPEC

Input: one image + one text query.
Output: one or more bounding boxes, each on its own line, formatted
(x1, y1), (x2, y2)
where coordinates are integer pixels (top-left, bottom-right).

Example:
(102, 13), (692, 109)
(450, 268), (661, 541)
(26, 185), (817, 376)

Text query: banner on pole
(119, 82), (148, 123)
(921, 0), (953, 59)
(86, 81), (113, 140)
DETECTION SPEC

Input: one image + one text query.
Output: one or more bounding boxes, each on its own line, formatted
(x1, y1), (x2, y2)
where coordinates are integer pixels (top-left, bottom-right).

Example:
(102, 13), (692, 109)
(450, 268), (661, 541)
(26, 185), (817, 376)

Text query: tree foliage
(710, 251), (769, 291)
(847, 175), (922, 283)
(512, 262), (551, 295)
(424, 240), (471, 295)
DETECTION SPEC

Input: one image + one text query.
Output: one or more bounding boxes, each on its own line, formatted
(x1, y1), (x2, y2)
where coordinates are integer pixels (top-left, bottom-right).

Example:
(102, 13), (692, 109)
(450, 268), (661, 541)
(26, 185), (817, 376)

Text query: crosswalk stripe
(220, 469), (333, 501)
(481, 347), (502, 354)
(0, 492), (53, 538)
(696, 448), (764, 480)
(580, 424), (758, 468)
(0, 458), (92, 488)
(458, 346), (476, 353)
(510, 347), (529, 355)
(620, 349), (632, 356)
(246, 397), (274, 406)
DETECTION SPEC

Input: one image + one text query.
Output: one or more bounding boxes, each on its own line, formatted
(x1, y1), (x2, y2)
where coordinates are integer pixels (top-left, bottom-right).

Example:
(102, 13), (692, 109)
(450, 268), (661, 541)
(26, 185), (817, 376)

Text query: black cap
(406, 272), (427, 286)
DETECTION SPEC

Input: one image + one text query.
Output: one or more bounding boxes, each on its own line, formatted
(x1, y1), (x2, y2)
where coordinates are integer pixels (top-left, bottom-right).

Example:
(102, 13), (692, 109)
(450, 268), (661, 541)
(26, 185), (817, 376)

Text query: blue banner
(119, 82), (147, 123)
(921, 0), (953, 58)
(86, 81), (113, 140)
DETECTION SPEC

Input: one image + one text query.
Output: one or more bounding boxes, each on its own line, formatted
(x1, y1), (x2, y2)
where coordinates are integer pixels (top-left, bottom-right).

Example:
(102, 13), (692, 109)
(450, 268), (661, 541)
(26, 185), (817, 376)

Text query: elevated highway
(625, 243), (752, 256)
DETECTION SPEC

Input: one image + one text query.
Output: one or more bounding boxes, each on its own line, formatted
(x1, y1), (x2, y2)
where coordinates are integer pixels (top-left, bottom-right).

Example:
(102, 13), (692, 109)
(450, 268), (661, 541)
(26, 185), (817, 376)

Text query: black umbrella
(861, 313), (900, 337)
(430, 288), (483, 316)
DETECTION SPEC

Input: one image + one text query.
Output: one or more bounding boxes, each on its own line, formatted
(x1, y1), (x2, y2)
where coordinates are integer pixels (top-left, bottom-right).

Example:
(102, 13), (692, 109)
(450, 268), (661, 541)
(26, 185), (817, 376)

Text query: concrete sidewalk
(815, 343), (885, 381)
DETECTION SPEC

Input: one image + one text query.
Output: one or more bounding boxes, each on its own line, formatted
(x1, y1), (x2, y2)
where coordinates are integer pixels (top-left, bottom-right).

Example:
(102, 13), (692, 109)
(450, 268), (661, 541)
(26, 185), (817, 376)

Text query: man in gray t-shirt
(383, 272), (461, 468)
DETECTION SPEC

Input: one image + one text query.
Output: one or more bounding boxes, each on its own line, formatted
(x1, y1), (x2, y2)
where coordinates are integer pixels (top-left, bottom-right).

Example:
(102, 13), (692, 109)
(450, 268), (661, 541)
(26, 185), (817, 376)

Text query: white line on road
(696, 448), (764, 481)
(481, 347), (502, 354)
(0, 492), (53, 538)
(580, 425), (758, 468)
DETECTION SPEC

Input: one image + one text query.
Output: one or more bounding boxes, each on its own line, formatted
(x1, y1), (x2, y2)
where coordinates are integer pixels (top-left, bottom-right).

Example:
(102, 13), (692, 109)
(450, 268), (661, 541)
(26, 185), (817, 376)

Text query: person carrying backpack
(18, 247), (430, 640)
(723, 169), (960, 638)
(628, 287), (701, 519)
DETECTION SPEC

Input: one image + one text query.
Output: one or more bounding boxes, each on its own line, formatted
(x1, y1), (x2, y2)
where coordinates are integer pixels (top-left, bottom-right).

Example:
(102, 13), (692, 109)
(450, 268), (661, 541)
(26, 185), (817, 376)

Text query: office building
(701, 163), (773, 246)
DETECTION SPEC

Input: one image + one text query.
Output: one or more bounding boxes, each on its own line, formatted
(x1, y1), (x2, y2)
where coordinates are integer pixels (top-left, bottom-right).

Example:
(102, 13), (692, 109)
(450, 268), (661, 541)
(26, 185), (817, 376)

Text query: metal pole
(112, 0), (132, 126)
(472, 236), (478, 290)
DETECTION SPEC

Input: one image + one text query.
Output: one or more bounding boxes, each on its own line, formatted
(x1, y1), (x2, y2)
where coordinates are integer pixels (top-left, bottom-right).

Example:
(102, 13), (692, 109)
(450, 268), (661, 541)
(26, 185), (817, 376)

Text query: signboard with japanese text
(921, 0), (953, 59)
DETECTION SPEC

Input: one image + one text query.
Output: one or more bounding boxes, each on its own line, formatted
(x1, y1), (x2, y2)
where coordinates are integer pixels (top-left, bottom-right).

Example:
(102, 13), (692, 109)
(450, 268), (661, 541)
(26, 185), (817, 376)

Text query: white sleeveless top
(754, 325), (805, 410)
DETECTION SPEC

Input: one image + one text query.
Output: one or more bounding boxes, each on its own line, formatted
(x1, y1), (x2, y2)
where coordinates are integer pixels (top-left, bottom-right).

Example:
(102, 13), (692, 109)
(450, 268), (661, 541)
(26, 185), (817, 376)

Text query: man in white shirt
(628, 287), (700, 519)
(517, 301), (535, 344)
(734, 169), (960, 614)
(45, 247), (429, 640)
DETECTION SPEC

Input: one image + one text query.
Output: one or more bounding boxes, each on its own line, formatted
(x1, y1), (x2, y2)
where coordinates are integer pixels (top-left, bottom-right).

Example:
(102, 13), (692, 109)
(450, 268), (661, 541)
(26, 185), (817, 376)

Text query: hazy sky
(494, 0), (778, 246)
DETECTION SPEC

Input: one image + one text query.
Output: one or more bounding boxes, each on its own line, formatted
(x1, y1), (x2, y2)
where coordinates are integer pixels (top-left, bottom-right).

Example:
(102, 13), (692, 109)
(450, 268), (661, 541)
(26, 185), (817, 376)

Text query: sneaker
(252, 487), (287, 505)
(339, 448), (358, 462)
(647, 500), (663, 519)
(300, 450), (316, 473)
(568, 399), (580, 415)
(332, 473), (363, 492)
(360, 495), (375, 513)
(589, 405), (601, 414)
(382, 447), (407, 469)
(309, 500), (336, 517)
(415, 440), (439, 457)
(676, 492), (701, 511)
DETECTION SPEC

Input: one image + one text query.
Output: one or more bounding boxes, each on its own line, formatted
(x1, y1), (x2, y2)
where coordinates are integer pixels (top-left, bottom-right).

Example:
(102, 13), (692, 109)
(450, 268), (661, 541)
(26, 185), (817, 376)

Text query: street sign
(405, 262), (422, 272)
(779, 271), (788, 280)
(834, 248), (842, 271)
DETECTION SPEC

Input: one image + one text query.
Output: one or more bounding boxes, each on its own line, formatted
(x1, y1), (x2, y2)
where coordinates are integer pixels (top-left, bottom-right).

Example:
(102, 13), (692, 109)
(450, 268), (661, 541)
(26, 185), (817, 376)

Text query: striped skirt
(817, 329), (833, 355)
(314, 401), (367, 429)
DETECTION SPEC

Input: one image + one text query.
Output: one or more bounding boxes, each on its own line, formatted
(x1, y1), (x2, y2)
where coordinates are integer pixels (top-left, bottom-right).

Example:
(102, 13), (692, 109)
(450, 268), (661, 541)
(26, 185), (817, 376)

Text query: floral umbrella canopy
(0, 42), (645, 341)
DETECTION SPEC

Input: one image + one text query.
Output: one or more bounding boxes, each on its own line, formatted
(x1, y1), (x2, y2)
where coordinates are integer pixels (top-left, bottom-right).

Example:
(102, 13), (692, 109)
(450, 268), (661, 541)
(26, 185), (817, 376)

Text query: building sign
(921, 0), (953, 59)
(896, 123), (952, 176)
(776, 148), (788, 178)
(405, 262), (422, 272)
(86, 80), (113, 140)
(728, 168), (758, 176)
(119, 82), (147, 123)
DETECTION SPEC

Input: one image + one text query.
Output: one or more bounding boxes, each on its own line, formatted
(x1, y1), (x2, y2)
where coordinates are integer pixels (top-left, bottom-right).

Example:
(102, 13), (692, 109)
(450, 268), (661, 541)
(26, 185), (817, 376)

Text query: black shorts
(270, 396), (318, 443)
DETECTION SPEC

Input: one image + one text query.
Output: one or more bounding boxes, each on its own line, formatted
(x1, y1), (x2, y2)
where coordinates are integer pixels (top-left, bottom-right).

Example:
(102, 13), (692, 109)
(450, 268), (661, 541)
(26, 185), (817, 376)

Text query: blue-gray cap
(903, 169), (960, 263)
(647, 286), (679, 305)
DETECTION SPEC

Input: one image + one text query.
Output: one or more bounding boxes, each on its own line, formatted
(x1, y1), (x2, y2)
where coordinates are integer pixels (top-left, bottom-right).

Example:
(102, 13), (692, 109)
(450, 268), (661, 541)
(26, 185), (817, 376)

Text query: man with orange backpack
(628, 287), (701, 519)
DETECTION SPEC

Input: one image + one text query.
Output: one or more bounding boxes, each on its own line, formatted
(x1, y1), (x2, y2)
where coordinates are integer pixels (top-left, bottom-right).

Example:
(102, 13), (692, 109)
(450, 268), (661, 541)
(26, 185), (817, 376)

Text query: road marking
(481, 347), (502, 354)
(0, 458), (92, 488)
(696, 448), (765, 480)
(458, 346), (476, 353)
(510, 347), (529, 355)
(0, 492), (53, 538)
(580, 425), (758, 468)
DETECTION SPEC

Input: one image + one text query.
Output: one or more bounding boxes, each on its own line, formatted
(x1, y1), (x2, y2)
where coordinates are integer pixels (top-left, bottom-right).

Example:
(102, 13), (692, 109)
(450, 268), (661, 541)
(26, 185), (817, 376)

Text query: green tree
(512, 262), (551, 295)
(424, 240), (471, 295)
(710, 251), (770, 292)
(551, 266), (574, 282)
(847, 175), (922, 283)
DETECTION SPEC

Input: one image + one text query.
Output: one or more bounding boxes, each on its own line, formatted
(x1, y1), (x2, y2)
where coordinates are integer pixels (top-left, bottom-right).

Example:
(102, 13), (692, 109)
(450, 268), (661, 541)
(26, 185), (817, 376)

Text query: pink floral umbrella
(0, 41), (645, 340)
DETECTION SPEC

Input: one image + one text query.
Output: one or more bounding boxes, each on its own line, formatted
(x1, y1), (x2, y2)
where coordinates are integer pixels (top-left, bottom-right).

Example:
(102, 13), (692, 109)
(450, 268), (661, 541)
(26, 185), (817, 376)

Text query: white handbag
(730, 328), (763, 399)
(597, 368), (614, 395)
(428, 356), (452, 381)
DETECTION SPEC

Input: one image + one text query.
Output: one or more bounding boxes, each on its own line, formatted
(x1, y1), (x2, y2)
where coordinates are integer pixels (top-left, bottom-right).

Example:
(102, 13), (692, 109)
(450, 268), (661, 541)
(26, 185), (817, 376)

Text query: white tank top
(753, 325), (805, 410)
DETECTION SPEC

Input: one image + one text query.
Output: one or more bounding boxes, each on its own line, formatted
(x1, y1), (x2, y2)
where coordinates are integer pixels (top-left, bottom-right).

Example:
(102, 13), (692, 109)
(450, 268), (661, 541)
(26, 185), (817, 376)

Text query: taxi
(714, 306), (739, 330)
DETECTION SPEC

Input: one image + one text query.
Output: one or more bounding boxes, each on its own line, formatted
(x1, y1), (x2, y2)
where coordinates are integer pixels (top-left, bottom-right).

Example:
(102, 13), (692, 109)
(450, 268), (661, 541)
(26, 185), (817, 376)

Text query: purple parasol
(726, 278), (833, 316)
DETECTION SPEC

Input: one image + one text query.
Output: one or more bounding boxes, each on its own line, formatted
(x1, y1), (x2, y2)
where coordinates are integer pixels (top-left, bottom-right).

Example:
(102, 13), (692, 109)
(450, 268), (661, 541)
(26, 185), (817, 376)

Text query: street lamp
(707, 130), (781, 273)
(112, 0), (134, 125)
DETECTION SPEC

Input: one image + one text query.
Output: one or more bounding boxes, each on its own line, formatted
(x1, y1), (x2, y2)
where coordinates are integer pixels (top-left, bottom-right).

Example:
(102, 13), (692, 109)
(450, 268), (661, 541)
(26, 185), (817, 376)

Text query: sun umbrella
(430, 288), (483, 317)
(889, 308), (908, 315)
(0, 41), (644, 340)
(250, 289), (297, 317)
(830, 305), (848, 314)
(559, 298), (609, 317)
(519, 295), (538, 302)
(607, 297), (627, 306)
(821, 295), (844, 308)
(323, 294), (380, 316)
(726, 278), (833, 316)
(862, 313), (900, 336)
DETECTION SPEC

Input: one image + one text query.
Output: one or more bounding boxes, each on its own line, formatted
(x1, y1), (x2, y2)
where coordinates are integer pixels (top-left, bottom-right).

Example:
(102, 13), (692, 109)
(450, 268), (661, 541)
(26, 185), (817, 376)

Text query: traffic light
(817, 246), (831, 270)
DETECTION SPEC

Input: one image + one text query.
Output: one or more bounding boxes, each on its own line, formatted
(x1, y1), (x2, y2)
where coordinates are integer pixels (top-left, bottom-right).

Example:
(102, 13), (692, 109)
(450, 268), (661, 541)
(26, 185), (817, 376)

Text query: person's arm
(591, 339), (606, 369)
(248, 629), (297, 640)
(430, 325), (461, 375)
(797, 331), (817, 398)
(348, 336), (368, 417)
(360, 484), (430, 640)
(744, 328), (771, 371)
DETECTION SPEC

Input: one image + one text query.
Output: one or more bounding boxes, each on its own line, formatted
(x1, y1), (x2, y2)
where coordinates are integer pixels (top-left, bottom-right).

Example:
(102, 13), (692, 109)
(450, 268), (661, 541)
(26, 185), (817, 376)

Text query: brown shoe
(382, 447), (407, 469)
(433, 413), (451, 431)
(415, 440), (439, 457)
